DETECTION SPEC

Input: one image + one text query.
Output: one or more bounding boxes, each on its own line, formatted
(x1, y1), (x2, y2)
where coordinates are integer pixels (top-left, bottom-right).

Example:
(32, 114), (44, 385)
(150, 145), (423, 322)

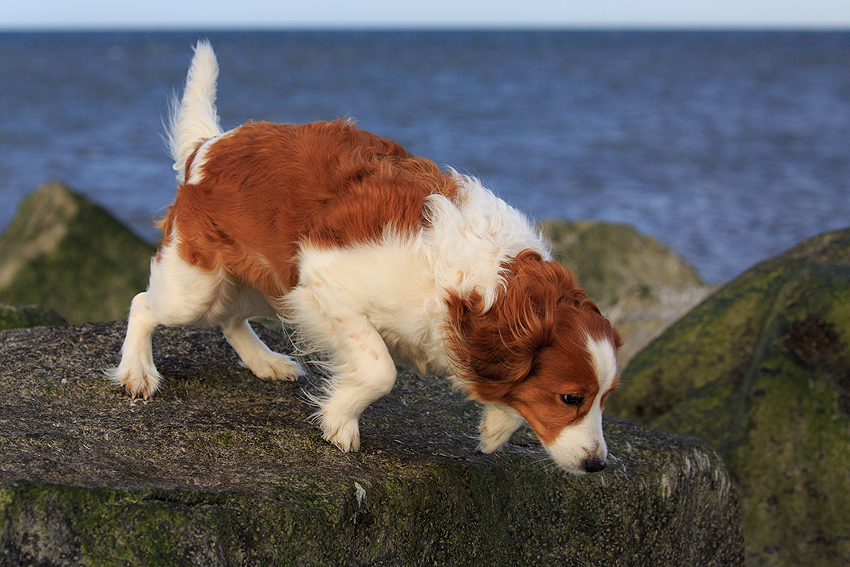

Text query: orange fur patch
(160, 119), (459, 297)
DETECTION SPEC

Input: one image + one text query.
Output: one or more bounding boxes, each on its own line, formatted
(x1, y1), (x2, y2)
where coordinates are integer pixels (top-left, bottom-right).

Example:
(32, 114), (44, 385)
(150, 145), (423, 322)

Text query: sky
(3, 0), (850, 30)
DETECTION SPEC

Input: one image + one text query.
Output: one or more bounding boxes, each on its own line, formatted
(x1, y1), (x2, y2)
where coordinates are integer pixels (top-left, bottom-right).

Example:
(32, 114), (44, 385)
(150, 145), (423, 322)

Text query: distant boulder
(539, 219), (716, 365)
(606, 228), (850, 567)
(0, 303), (67, 330)
(0, 182), (154, 323)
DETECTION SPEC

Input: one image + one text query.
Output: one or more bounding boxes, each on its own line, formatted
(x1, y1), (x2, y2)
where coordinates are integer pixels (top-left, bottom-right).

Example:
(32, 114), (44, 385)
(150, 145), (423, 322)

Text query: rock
(606, 228), (850, 567)
(539, 219), (716, 366)
(539, 220), (705, 305)
(0, 303), (67, 330)
(0, 182), (155, 324)
(602, 283), (718, 365)
(0, 321), (743, 566)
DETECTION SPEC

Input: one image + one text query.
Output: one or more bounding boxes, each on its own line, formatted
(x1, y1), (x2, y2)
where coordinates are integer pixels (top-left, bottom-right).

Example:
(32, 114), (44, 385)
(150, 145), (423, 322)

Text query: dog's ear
(612, 326), (623, 349)
(578, 297), (622, 350)
(446, 253), (570, 386)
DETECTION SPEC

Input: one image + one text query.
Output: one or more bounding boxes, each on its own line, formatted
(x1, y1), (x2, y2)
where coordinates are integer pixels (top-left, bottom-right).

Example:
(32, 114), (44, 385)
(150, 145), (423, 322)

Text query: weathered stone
(540, 219), (716, 366)
(602, 283), (717, 365)
(539, 219), (705, 306)
(0, 321), (743, 566)
(0, 182), (155, 324)
(0, 303), (67, 331)
(607, 228), (850, 567)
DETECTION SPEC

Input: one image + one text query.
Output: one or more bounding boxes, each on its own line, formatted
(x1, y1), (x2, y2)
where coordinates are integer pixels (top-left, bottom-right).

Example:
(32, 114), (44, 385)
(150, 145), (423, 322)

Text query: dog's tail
(166, 40), (224, 181)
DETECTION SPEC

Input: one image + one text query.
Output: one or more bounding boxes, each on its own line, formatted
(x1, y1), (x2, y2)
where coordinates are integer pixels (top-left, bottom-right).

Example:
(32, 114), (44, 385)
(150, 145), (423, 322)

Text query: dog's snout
(583, 457), (606, 473)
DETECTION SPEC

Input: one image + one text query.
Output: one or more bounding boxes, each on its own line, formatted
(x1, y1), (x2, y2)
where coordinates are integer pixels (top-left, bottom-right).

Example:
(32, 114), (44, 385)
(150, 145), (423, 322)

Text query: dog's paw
(106, 365), (162, 400)
(319, 412), (361, 452)
(242, 351), (304, 381)
(478, 403), (524, 453)
(478, 426), (513, 454)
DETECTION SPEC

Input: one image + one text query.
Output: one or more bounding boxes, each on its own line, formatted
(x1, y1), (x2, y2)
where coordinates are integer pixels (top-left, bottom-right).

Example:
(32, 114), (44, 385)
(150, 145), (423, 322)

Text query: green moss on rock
(0, 321), (743, 566)
(0, 182), (155, 323)
(0, 303), (67, 330)
(539, 219), (705, 307)
(607, 228), (850, 567)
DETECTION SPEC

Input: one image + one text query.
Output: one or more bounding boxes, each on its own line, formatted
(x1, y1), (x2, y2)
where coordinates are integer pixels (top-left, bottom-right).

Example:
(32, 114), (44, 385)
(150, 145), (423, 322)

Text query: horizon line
(2, 23), (850, 33)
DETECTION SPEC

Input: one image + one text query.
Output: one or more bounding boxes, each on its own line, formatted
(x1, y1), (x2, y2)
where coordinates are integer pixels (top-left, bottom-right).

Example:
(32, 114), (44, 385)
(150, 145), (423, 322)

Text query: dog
(110, 40), (621, 474)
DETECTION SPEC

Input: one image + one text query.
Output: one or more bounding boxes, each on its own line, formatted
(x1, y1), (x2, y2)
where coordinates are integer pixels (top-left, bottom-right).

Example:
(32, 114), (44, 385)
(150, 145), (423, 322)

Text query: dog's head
(447, 250), (621, 474)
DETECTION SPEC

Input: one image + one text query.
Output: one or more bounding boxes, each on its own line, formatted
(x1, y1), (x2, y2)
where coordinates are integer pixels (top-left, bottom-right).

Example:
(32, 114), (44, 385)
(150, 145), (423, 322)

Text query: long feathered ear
(445, 289), (550, 385)
(612, 326), (624, 349)
(578, 296), (622, 349)
(445, 250), (583, 387)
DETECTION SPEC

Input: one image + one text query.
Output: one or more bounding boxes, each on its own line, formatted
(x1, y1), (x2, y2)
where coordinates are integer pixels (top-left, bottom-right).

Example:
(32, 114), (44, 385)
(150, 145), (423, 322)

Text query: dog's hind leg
(108, 290), (161, 399)
(220, 290), (303, 381)
(108, 239), (226, 398)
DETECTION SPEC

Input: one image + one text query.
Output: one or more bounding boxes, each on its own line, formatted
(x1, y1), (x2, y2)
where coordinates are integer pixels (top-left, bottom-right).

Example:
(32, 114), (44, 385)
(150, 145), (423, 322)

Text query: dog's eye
(561, 394), (584, 407)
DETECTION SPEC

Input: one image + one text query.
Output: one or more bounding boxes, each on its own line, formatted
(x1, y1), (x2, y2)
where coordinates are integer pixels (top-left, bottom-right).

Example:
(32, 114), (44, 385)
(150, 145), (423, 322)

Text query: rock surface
(0, 321), (743, 566)
(607, 228), (850, 567)
(540, 220), (717, 365)
(0, 182), (154, 324)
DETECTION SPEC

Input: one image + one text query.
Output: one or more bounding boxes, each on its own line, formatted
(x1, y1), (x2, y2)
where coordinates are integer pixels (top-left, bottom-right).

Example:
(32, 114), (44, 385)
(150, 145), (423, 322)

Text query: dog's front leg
(287, 284), (397, 452)
(316, 338), (397, 452)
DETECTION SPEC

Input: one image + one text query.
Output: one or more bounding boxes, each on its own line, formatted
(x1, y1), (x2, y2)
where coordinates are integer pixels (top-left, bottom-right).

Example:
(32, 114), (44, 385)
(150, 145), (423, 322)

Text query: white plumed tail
(166, 40), (224, 181)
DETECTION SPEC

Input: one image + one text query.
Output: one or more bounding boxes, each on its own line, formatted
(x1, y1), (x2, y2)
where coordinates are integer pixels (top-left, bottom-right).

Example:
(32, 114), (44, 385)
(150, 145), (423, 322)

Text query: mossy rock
(0, 321), (743, 566)
(0, 303), (67, 330)
(607, 228), (850, 567)
(0, 182), (155, 324)
(539, 219), (705, 307)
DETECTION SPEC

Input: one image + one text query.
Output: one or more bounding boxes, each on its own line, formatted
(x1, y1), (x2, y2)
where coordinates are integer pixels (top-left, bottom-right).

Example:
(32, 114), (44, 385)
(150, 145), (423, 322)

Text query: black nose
(583, 457), (606, 473)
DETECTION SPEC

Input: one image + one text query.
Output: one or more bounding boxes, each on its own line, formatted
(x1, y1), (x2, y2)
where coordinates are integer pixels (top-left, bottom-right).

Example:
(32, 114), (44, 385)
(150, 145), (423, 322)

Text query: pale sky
(3, 0), (850, 30)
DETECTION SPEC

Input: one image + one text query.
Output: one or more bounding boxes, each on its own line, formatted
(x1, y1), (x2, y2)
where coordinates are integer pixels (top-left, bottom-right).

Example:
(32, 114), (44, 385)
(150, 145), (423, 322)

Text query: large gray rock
(607, 228), (850, 567)
(539, 219), (706, 306)
(0, 321), (743, 566)
(0, 182), (154, 324)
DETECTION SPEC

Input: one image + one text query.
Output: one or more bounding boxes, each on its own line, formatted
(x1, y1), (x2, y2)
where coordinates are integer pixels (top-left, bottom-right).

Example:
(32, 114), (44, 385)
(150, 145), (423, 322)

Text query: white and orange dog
(111, 41), (621, 474)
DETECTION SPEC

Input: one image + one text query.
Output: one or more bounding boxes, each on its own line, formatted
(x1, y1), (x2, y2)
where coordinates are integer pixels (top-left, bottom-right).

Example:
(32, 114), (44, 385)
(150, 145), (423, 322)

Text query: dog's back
(162, 116), (460, 295)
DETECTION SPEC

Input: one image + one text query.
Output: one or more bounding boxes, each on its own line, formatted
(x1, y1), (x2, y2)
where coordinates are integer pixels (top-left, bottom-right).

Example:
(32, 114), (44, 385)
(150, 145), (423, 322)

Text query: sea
(1, 30), (848, 283)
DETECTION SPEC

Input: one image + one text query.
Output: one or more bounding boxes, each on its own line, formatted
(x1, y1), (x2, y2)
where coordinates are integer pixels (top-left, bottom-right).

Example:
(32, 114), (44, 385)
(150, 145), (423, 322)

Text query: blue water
(1, 31), (848, 283)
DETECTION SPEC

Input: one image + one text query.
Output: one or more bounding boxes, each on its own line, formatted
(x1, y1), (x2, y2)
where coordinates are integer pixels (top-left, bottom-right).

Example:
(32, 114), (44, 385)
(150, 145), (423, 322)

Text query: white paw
(243, 352), (304, 381)
(478, 426), (514, 453)
(478, 404), (524, 453)
(319, 411), (361, 452)
(107, 364), (162, 400)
